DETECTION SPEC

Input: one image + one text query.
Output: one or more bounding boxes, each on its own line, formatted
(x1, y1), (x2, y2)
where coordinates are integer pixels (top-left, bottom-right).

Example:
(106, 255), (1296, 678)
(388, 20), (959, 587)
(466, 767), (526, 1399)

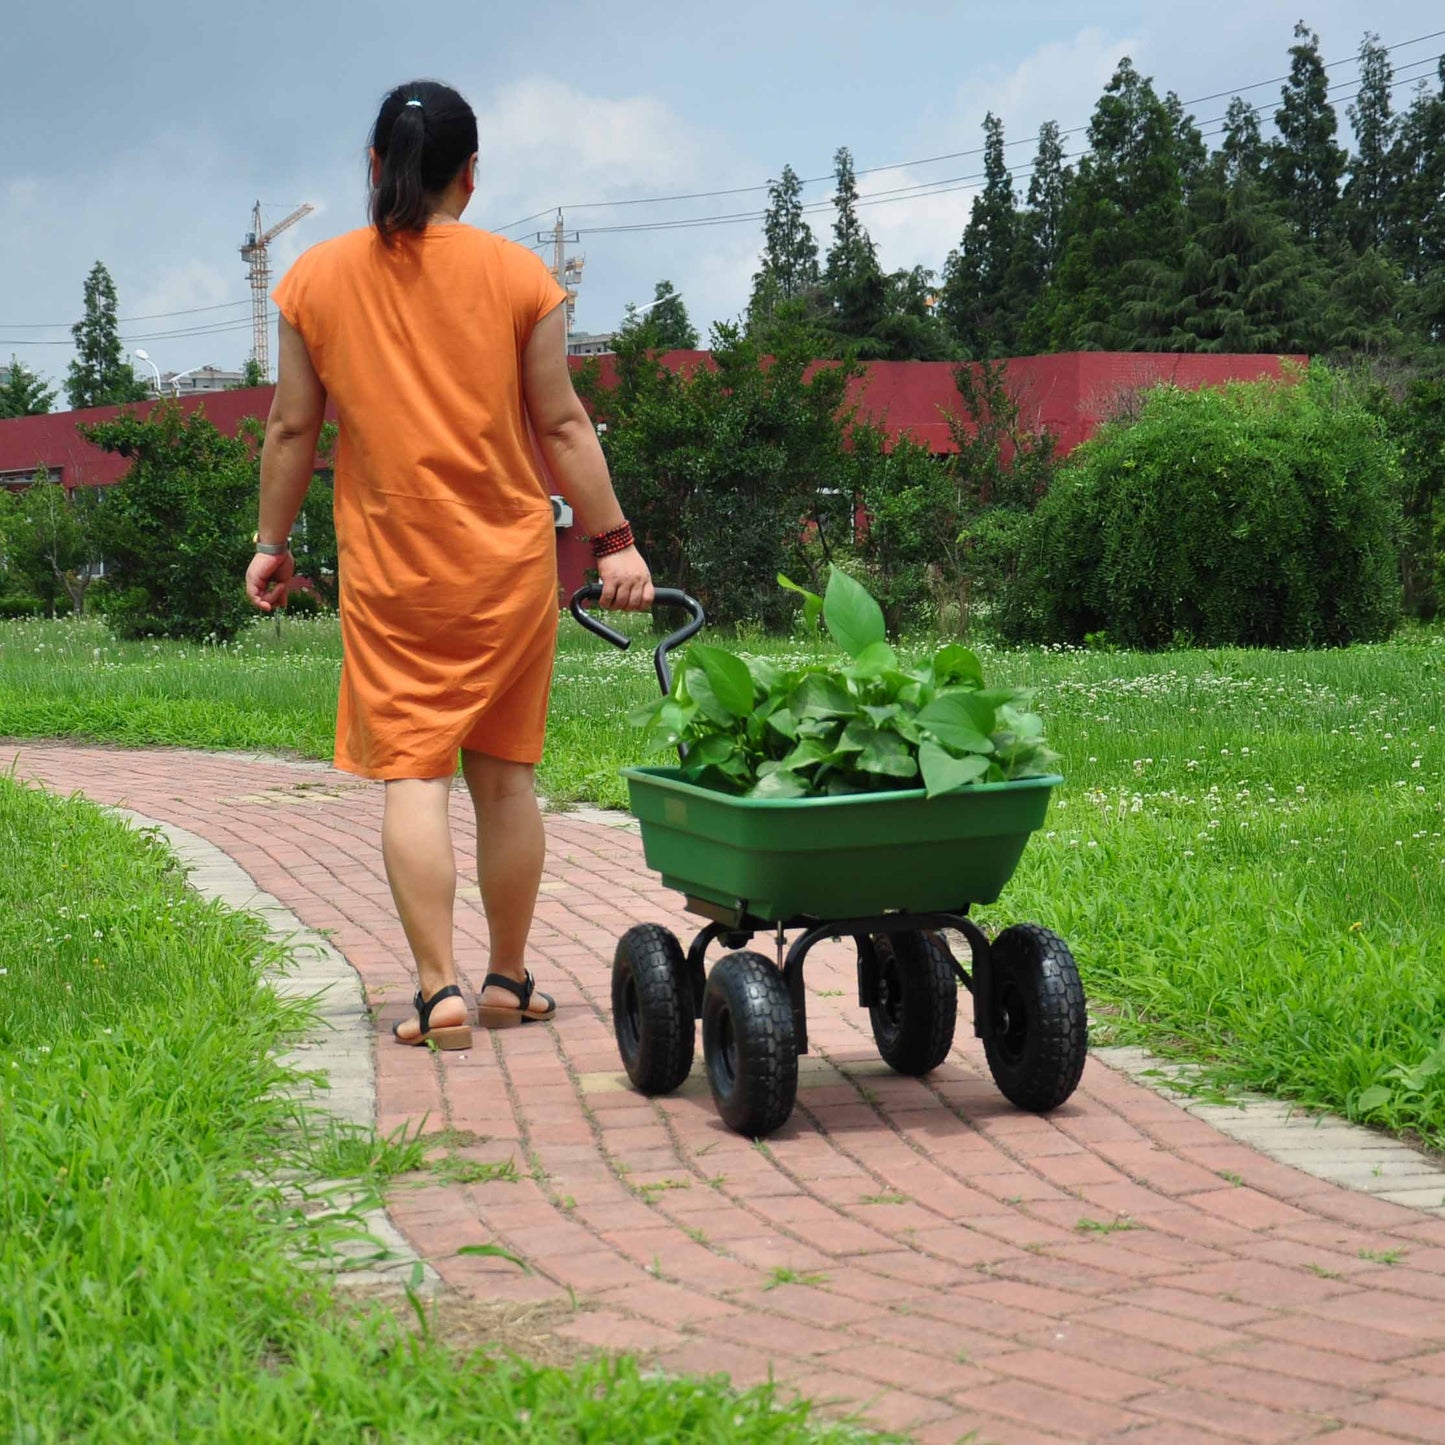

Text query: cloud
(470, 77), (721, 225)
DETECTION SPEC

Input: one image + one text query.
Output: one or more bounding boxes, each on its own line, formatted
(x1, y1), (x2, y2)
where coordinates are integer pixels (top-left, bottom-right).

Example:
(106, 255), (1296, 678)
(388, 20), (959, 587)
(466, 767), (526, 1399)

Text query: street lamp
(131, 349), (162, 396)
(165, 366), (205, 398)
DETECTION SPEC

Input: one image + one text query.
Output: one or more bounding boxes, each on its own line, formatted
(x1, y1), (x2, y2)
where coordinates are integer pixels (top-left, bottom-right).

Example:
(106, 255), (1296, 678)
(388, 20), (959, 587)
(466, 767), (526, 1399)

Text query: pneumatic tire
(868, 930), (959, 1076)
(982, 924), (1087, 1112)
(701, 952), (797, 1137)
(612, 924), (694, 1095)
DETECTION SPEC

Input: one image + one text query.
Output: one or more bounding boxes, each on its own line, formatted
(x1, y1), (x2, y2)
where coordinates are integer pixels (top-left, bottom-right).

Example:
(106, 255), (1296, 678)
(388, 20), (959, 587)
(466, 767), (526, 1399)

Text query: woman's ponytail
(368, 81), (479, 243)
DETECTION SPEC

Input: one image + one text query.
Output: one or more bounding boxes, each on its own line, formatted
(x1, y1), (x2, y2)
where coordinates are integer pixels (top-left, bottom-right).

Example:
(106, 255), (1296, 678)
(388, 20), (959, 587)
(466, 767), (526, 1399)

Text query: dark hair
(369, 80), (479, 242)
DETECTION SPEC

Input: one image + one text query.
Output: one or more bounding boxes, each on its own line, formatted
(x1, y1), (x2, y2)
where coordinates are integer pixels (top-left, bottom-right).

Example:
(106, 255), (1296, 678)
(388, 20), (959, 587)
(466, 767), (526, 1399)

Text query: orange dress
(272, 226), (567, 780)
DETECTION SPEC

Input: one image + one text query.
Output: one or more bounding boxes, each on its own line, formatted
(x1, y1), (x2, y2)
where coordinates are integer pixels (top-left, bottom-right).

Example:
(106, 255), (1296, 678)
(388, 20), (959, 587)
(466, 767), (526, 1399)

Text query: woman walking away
(246, 79), (653, 1051)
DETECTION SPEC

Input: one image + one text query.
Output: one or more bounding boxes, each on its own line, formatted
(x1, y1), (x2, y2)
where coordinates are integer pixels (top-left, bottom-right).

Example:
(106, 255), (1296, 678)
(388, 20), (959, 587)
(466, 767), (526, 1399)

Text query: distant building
(0, 363), (11, 388)
(566, 331), (614, 358)
(158, 365), (247, 396)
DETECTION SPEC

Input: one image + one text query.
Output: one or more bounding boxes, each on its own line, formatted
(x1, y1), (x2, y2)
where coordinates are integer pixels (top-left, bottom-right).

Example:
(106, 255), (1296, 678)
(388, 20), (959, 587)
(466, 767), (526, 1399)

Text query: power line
(491, 27), (1445, 231)
(568, 60), (1441, 240)
(0, 298), (251, 333)
(0, 316), (271, 347)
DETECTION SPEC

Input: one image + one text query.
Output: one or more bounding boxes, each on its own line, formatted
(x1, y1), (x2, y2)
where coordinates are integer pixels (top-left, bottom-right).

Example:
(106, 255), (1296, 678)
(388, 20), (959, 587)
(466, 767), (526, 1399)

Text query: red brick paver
(15, 740), (1445, 1443)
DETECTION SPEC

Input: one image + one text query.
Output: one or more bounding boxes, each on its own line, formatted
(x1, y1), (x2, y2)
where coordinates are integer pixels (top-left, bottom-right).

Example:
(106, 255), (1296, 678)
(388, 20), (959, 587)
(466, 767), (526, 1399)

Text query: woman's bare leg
(382, 776), (469, 1040)
(461, 750), (546, 1010)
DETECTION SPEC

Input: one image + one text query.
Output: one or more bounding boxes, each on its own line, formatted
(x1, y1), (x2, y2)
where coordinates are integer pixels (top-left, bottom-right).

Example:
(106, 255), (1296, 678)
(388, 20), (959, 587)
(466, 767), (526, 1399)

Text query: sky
(4, 0), (1443, 394)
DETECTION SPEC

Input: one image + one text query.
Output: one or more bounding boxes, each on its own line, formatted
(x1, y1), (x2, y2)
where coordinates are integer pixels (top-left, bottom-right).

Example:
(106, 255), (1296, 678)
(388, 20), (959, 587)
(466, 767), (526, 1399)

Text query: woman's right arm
(522, 306), (653, 612)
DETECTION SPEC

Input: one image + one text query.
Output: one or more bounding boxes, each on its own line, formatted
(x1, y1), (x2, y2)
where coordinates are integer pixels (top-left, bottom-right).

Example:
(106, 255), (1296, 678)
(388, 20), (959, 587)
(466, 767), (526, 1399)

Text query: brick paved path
(15, 740), (1445, 1444)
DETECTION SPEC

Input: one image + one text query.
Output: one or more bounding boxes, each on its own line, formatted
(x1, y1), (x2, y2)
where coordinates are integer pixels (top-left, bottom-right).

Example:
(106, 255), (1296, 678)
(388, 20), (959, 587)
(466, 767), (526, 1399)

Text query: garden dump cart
(572, 585), (1087, 1138)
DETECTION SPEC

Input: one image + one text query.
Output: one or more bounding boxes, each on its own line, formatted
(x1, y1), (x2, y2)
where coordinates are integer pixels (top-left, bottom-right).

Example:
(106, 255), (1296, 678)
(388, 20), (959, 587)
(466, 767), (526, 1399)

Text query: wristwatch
(252, 532), (291, 556)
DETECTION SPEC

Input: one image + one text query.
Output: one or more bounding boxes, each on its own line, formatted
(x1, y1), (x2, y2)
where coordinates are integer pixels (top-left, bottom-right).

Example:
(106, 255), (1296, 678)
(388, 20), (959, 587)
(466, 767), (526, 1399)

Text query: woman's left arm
(247, 318), (327, 611)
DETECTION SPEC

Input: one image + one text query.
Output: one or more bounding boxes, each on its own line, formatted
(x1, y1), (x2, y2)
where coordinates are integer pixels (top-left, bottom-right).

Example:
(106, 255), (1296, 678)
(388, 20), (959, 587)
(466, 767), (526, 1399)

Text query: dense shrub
(852, 361), (1059, 636)
(82, 403), (259, 642)
(580, 322), (856, 628)
(0, 596), (44, 620)
(1005, 365), (1402, 648)
(1366, 371), (1445, 621)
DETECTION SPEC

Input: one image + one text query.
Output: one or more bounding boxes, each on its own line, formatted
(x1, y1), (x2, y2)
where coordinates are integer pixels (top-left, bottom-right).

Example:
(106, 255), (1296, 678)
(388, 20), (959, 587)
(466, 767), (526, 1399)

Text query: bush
(82, 402), (259, 643)
(1365, 370), (1445, 621)
(580, 321), (856, 629)
(1006, 365), (1402, 648)
(852, 361), (1059, 638)
(280, 587), (326, 618)
(0, 596), (44, 620)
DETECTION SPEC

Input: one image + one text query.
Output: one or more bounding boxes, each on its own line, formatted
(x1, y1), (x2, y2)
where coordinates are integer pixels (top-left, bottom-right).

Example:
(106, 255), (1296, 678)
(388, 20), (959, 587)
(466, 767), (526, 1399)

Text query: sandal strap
(416, 983), (463, 1033)
(482, 971), (534, 1008)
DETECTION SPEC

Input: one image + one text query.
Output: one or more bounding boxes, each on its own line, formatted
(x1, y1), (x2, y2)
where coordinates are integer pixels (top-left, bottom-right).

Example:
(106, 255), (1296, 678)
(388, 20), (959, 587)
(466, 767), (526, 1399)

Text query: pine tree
(0, 357), (57, 417)
(65, 262), (148, 410)
(821, 147), (887, 346)
(1165, 91), (1210, 210)
(1043, 59), (1185, 350)
(620, 280), (698, 350)
(747, 165), (821, 329)
(1219, 96), (1265, 188)
(1268, 23), (1346, 243)
(940, 113), (1023, 357)
(1344, 33), (1397, 253)
(1025, 121), (1071, 282)
(1387, 58), (1445, 336)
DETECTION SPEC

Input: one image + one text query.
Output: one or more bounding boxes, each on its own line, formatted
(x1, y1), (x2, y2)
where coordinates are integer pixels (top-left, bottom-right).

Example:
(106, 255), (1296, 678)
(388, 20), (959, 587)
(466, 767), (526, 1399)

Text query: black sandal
(392, 984), (473, 1050)
(477, 971), (557, 1029)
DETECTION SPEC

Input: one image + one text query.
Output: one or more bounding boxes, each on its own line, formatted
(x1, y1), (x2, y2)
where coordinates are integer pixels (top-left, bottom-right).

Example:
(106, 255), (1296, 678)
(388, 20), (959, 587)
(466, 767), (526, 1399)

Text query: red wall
(0, 352), (1305, 602)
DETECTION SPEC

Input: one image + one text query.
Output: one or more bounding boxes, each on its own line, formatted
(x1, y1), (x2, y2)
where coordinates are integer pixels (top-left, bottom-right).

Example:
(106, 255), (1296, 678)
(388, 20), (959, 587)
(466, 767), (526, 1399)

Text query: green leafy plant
(630, 566), (1057, 799)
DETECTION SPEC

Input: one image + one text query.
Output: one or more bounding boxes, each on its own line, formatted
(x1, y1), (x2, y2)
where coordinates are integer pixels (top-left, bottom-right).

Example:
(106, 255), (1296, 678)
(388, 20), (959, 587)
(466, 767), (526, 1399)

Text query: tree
(1024, 121), (1071, 284)
(821, 147), (887, 345)
(1042, 59), (1185, 350)
(1165, 91), (1210, 210)
(940, 114), (1024, 357)
(1124, 133), (1318, 354)
(83, 401), (262, 641)
(619, 280), (698, 351)
(1344, 33), (1397, 254)
(578, 321), (857, 627)
(1268, 23), (1346, 243)
(1016, 121), (1073, 349)
(1388, 60), (1445, 338)
(65, 262), (148, 410)
(747, 164), (821, 331)
(868, 267), (952, 361)
(231, 358), (267, 389)
(0, 471), (106, 614)
(0, 357), (56, 417)
(1218, 96), (1265, 189)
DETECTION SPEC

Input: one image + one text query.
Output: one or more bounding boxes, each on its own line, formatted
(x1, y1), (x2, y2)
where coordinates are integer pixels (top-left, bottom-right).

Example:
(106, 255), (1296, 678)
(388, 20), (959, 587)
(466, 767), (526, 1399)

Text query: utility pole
(536, 209), (585, 341)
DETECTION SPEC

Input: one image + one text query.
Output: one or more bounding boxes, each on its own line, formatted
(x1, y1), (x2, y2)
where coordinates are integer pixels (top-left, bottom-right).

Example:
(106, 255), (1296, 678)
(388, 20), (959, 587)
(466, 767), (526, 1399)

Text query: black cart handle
(568, 584), (706, 697)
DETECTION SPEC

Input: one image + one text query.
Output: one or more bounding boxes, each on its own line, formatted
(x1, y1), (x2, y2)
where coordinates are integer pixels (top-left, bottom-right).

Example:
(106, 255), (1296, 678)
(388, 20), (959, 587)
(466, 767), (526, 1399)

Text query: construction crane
(240, 200), (314, 381)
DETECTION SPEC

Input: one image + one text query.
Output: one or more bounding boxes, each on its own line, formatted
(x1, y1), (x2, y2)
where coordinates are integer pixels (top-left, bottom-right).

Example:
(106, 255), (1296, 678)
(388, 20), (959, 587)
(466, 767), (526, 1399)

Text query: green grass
(0, 776), (885, 1442)
(3, 613), (1445, 1147)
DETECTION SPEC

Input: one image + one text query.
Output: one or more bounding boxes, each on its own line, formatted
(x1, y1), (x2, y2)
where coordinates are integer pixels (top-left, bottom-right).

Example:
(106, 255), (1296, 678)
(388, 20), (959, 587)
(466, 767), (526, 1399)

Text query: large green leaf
(684, 665), (733, 727)
(749, 769), (809, 800)
(845, 640), (898, 679)
(777, 573), (823, 633)
(690, 643), (755, 717)
(915, 693), (996, 754)
(932, 644), (985, 690)
(790, 673), (859, 719)
(823, 567), (886, 658)
(919, 743), (991, 797)
(858, 729), (918, 779)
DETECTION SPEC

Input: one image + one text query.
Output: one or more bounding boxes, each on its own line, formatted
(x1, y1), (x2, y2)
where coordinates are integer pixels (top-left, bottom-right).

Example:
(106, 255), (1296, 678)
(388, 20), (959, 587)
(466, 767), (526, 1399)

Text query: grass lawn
(2, 611), (1444, 1148)
(0, 775), (884, 1442)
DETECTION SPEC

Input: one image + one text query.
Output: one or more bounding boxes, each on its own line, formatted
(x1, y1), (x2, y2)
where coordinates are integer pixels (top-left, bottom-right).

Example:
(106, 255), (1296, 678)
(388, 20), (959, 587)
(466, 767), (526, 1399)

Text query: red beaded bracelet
(591, 521), (635, 559)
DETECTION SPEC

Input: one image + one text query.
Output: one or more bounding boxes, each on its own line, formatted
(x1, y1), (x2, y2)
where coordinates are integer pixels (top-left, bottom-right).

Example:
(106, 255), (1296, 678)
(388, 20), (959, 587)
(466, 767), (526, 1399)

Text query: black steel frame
(681, 902), (997, 1055)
